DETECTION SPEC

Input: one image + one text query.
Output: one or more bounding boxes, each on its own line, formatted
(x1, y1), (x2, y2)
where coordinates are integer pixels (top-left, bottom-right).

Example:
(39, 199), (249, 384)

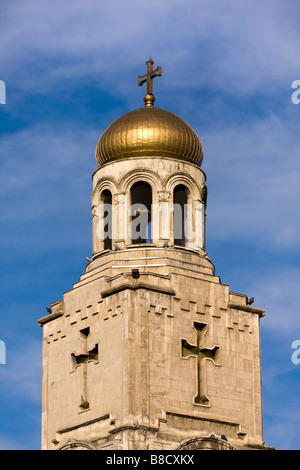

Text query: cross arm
(138, 66), (162, 86)
(151, 65), (162, 78)
(182, 339), (198, 358)
(138, 74), (147, 87)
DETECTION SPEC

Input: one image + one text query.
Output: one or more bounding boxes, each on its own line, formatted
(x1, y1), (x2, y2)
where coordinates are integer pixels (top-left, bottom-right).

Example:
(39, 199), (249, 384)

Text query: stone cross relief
(71, 327), (98, 409)
(181, 322), (220, 405)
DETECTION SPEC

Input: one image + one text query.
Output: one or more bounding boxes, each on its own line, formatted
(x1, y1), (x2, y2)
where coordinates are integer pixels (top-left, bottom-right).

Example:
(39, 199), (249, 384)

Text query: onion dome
(95, 59), (203, 167)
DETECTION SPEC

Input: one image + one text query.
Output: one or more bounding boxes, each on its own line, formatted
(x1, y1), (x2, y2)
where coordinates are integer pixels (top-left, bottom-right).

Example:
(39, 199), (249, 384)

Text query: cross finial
(138, 58), (162, 107)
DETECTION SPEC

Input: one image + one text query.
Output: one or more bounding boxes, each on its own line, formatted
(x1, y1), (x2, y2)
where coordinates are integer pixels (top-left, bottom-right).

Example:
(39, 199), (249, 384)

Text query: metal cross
(138, 58), (162, 96)
(182, 322), (219, 405)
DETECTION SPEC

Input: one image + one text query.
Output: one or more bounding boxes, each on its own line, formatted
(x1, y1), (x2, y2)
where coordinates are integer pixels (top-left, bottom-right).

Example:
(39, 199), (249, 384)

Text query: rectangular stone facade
(39, 257), (264, 450)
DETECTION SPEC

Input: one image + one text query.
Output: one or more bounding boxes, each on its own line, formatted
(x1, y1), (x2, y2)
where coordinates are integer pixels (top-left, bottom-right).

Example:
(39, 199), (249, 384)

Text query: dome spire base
(143, 93), (155, 107)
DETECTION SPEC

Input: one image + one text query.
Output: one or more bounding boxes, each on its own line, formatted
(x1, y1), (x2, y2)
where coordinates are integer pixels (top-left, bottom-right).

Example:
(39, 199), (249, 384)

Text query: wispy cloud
(0, 123), (98, 222)
(203, 110), (300, 250)
(1, 0), (299, 99)
(251, 268), (300, 336)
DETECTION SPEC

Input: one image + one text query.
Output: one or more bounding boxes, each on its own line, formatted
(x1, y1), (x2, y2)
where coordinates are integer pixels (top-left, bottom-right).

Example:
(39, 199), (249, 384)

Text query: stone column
(195, 200), (205, 250)
(156, 191), (171, 247)
(114, 193), (127, 250)
(91, 204), (103, 255)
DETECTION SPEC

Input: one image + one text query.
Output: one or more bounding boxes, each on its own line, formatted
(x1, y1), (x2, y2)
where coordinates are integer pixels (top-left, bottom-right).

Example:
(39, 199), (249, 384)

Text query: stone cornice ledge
(101, 281), (175, 299)
(163, 410), (240, 428)
(109, 424), (159, 435)
(228, 303), (266, 317)
(38, 311), (63, 326)
(57, 414), (110, 435)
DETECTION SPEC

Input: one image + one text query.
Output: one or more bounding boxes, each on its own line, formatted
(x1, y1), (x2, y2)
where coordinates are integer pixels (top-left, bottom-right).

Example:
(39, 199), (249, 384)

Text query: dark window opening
(130, 182), (152, 244)
(102, 190), (112, 250)
(173, 185), (188, 247)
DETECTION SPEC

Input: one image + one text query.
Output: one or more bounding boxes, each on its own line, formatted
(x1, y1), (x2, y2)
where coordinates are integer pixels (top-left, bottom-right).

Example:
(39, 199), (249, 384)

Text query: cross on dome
(138, 58), (162, 107)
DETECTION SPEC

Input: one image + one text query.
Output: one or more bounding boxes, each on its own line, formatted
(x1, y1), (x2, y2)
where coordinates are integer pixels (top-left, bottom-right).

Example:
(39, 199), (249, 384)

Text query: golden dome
(95, 105), (203, 167)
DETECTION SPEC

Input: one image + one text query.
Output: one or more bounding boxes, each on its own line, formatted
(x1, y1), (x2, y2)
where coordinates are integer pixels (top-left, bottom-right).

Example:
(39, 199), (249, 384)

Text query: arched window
(130, 182), (152, 244)
(173, 184), (188, 247)
(102, 189), (112, 250)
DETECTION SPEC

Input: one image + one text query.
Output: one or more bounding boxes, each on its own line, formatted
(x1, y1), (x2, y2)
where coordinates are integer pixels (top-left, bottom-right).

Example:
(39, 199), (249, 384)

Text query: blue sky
(0, 0), (299, 450)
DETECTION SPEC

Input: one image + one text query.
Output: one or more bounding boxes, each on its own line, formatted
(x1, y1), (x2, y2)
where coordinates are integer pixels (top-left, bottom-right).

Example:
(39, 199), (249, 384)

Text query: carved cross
(138, 58), (162, 96)
(181, 322), (219, 405)
(71, 327), (98, 409)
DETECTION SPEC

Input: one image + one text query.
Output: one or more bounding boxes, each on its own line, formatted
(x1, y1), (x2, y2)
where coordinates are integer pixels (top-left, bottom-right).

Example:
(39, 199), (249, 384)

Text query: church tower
(38, 60), (270, 451)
